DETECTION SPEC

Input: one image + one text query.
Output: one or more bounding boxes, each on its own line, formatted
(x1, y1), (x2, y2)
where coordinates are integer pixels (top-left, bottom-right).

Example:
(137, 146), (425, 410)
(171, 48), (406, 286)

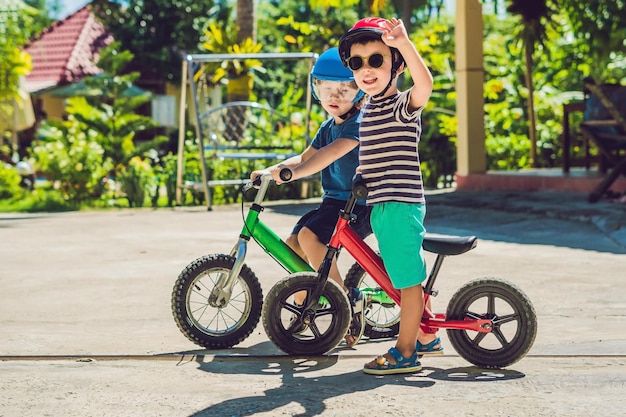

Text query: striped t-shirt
(359, 89), (425, 205)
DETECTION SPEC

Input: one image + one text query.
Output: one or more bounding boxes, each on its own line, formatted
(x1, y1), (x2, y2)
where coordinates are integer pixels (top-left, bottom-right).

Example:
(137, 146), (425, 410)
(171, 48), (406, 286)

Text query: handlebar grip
(352, 174), (368, 199)
(279, 168), (292, 182)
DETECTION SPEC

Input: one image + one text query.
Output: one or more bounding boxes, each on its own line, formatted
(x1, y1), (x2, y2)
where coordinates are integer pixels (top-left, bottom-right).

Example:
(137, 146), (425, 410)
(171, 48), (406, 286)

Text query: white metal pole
(175, 59), (188, 206)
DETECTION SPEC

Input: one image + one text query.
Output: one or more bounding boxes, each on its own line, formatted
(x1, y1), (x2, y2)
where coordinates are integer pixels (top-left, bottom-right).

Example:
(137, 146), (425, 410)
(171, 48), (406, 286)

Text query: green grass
(0, 187), (204, 213)
(0, 189), (76, 213)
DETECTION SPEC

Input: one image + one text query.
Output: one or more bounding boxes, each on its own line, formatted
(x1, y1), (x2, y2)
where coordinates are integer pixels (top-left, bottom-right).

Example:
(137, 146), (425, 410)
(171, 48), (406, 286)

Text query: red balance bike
(262, 173), (537, 368)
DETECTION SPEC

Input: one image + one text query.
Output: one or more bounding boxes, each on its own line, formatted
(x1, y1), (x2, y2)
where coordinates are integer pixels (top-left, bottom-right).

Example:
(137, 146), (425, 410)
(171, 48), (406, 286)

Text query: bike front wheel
(446, 278), (537, 368)
(171, 254), (263, 349)
(262, 272), (351, 355)
(344, 262), (400, 339)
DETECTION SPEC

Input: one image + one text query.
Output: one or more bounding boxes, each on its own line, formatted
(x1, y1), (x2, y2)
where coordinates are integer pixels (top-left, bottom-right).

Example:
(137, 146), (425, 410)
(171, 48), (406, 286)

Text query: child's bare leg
(298, 227), (345, 289)
(416, 297), (440, 346)
(365, 285), (424, 366)
(285, 233), (307, 262)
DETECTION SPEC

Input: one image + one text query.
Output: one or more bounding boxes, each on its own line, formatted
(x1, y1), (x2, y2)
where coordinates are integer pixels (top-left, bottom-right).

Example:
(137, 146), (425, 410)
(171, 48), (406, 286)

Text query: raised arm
(381, 18), (433, 111)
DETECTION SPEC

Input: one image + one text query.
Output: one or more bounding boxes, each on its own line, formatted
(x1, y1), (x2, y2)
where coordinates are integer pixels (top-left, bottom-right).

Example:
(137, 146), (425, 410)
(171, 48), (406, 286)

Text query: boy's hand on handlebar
(250, 169), (268, 181)
(250, 166), (293, 185)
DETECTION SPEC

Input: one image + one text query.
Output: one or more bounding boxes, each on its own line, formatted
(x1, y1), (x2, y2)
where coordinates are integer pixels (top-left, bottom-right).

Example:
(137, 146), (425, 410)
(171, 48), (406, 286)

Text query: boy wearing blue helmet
(251, 47), (370, 347)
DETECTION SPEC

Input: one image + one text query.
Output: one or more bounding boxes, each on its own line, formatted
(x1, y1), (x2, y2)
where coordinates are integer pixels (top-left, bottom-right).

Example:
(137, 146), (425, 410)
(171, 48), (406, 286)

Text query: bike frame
(314, 196), (493, 334)
(210, 174), (313, 307)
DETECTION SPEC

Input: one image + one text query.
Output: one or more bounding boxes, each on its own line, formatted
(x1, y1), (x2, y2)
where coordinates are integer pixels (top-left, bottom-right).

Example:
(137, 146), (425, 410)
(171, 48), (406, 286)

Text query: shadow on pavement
(186, 353), (524, 417)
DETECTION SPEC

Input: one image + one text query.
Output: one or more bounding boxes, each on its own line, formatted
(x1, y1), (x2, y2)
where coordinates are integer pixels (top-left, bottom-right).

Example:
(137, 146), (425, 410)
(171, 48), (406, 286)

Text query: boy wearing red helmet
(339, 17), (440, 374)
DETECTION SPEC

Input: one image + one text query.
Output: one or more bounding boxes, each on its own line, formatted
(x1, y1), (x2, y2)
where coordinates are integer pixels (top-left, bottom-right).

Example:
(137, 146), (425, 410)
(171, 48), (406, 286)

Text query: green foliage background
(2, 0), (626, 211)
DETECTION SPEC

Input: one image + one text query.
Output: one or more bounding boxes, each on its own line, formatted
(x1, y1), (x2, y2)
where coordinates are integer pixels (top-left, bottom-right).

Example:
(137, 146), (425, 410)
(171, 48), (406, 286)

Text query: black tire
(446, 278), (537, 368)
(171, 254), (263, 349)
(344, 262), (400, 339)
(262, 272), (351, 355)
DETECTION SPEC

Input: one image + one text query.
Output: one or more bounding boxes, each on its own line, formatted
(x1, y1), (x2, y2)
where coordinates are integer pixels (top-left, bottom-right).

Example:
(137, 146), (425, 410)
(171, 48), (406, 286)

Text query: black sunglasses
(345, 53), (388, 71)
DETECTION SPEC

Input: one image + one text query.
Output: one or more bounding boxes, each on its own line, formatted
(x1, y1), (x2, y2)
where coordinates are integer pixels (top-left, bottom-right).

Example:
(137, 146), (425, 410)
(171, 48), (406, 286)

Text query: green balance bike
(171, 173), (400, 349)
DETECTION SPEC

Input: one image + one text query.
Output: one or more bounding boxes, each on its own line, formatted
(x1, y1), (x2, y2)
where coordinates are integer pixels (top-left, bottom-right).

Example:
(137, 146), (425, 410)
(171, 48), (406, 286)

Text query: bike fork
(208, 237), (249, 308)
(301, 246), (336, 321)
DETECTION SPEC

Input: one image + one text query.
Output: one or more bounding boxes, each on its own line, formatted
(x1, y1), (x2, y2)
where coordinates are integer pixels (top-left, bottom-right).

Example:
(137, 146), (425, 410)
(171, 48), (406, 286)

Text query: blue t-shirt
(311, 111), (364, 203)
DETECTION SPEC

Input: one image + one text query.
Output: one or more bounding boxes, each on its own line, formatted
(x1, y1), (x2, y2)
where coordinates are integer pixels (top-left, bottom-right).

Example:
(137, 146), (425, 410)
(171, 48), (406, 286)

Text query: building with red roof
(24, 5), (113, 95)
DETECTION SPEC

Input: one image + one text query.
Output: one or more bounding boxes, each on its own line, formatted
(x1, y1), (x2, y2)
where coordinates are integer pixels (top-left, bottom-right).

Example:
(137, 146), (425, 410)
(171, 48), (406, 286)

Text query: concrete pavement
(1, 189), (625, 416)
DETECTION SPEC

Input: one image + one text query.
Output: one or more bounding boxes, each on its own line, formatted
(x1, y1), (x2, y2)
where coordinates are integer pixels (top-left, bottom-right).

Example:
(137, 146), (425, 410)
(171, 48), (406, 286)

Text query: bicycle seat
(422, 234), (477, 255)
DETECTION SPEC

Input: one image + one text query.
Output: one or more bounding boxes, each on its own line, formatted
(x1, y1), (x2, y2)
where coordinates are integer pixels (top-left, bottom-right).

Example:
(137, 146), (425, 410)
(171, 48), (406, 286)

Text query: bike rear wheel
(263, 272), (351, 355)
(171, 254), (263, 349)
(446, 278), (537, 368)
(344, 262), (400, 339)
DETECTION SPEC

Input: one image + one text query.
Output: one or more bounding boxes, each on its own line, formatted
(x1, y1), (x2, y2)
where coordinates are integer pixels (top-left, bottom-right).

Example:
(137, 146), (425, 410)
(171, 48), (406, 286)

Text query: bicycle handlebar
(245, 173), (271, 191)
(247, 171), (365, 198)
(245, 169), (289, 191)
(245, 167), (290, 190)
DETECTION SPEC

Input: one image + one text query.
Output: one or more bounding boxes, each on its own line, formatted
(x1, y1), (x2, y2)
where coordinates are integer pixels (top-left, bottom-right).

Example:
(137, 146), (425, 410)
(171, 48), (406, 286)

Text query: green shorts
(371, 202), (427, 289)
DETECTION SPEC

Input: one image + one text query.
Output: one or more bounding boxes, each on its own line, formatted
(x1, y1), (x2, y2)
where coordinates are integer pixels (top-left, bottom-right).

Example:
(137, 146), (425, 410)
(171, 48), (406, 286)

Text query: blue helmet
(311, 47), (364, 103)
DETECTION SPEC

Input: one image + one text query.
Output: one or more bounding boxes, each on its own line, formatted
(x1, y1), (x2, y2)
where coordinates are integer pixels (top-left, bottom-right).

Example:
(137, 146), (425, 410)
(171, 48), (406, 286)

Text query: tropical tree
(0, 0), (37, 148)
(559, 0), (626, 83)
(67, 42), (165, 167)
(236, 0), (255, 43)
(91, 0), (220, 85)
(23, 0), (53, 36)
(0, 30), (33, 134)
(506, 0), (554, 167)
(199, 21), (265, 102)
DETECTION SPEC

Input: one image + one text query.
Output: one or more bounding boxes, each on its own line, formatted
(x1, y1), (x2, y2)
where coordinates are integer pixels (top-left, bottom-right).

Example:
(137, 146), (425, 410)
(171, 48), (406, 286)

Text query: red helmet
(338, 17), (404, 72)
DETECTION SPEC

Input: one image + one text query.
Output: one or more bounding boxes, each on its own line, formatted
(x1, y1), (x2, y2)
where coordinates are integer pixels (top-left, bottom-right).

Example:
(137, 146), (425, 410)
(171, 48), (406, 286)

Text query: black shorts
(292, 198), (372, 244)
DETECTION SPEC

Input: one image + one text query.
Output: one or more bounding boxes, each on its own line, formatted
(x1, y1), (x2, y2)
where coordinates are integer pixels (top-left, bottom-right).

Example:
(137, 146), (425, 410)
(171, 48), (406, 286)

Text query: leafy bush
(0, 162), (25, 200)
(0, 187), (74, 212)
(153, 152), (179, 207)
(116, 156), (155, 207)
(32, 118), (112, 206)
